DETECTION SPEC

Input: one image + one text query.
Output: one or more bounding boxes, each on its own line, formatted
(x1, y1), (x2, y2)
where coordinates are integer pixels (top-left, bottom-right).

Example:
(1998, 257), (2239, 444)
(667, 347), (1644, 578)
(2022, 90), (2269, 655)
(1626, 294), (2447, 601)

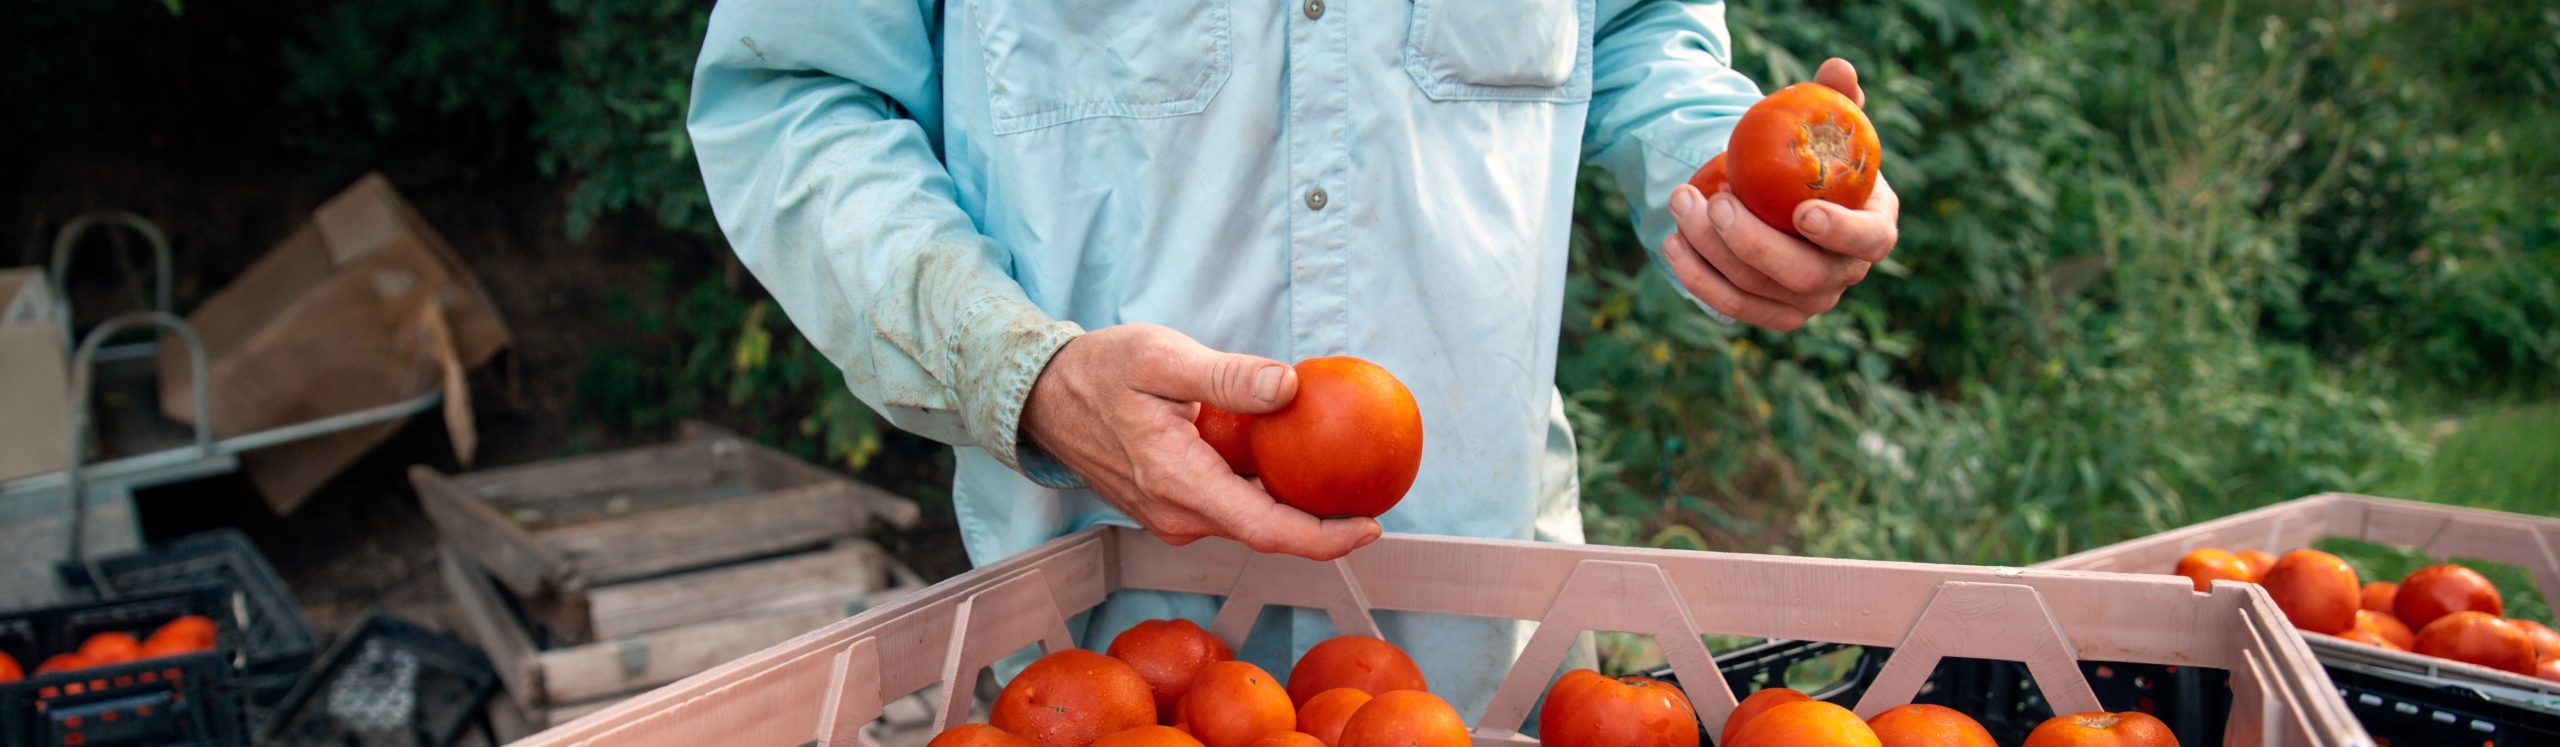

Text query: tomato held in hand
(1195, 405), (1259, 476)
(2261, 549), (2360, 634)
(1250, 358), (1423, 519)
(1722, 688), (1813, 744)
(1108, 618), (1235, 722)
(1686, 153), (1730, 196)
(2395, 565), (2502, 630)
(1722, 83), (1883, 236)
(1537, 669), (1700, 747)
(2173, 548), (2253, 592)
(2413, 611), (2537, 675)
(1867, 704), (1995, 747)
(2022, 711), (2176, 747)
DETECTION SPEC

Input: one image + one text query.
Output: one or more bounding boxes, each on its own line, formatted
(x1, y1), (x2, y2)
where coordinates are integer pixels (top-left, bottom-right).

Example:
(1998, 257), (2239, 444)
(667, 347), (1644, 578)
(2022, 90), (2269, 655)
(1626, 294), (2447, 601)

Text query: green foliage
(574, 263), (886, 472)
(533, 0), (716, 240)
(281, 0), (530, 137)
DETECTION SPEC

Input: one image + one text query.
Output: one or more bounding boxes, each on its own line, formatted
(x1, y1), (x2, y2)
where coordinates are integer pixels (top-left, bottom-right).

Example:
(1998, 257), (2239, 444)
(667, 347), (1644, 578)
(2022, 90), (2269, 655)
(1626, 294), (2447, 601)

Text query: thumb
(1136, 334), (1300, 415)
(1815, 57), (1864, 108)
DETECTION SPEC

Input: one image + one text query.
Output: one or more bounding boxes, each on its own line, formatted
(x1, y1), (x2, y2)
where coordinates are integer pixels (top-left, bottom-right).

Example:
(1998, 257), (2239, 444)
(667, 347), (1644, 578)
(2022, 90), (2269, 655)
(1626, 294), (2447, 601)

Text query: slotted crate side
(60, 528), (319, 708)
(0, 586), (251, 747)
(2037, 493), (2560, 705)
(516, 527), (2367, 747)
(255, 610), (500, 746)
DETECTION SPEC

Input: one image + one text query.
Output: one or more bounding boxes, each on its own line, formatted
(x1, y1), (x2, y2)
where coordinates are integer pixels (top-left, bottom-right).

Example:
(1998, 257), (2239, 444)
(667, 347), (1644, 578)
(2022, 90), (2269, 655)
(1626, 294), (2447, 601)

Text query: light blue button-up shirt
(690, 0), (1762, 718)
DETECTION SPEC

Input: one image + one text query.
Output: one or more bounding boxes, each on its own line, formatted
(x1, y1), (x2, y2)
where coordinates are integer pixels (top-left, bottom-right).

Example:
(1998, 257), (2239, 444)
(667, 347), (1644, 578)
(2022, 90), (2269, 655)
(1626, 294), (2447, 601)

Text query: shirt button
(1304, 0), (1325, 19)
(1305, 187), (1329, 210)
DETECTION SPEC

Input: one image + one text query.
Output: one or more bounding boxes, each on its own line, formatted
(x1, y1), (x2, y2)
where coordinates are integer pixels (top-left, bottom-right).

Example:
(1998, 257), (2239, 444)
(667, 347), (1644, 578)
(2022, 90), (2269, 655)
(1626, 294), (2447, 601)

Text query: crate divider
(1474, 559), (1730, 738)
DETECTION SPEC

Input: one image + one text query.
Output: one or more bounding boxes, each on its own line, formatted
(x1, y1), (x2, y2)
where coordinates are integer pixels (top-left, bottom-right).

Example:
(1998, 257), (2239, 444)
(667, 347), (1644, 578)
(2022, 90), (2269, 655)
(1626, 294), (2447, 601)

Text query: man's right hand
(1019, 324), (1384, 560)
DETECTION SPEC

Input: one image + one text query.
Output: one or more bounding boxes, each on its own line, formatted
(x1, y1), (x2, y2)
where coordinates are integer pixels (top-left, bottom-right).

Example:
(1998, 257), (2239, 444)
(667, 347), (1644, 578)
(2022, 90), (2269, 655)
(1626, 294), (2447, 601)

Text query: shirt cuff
(958, 302), (1085, 483)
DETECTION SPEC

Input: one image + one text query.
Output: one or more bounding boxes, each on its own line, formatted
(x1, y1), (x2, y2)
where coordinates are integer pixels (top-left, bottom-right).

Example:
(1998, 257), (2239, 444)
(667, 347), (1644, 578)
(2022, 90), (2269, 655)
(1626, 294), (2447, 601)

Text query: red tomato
(1249, 357), (1423, 519)
(1722, 83), (1883, 236)
(1536, 669), (1699, 747)
(2261, 549), (2360, 634)
(2360, 581), (2397, 613)
(2234, 550), (2277, 581)
(1334, 691), (1468, 747)
(2538, 656), (2560, 683)
(0, 652), (20, 684)
(79, 632), (142, 665)
(1195, 405), (1258, 476)
(928, 724), (1036, 747)
(2395, 565), (2503, 630)
(1724, 701), (1880, 747)
(35, 653), (93, 674)
(1722, 688), (1812, 744)
(1685, 153), (1730, 196)
(143, 614), (219, 657)
(2173, 548), (2253, 592)
(2353, 610), (2416, 651)
(1867, 704), (1996, 747)
(1284, 637), (1426, 708)
(2413, 611), (2537, 675)
(2515, 619), (2560, 660)
(2022, 711), (2177, 747)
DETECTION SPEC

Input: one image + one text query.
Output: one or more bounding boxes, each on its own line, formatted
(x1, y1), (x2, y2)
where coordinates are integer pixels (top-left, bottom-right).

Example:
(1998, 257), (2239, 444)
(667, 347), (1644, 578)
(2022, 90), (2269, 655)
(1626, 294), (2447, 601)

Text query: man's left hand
(1662, 57), (1902, 331)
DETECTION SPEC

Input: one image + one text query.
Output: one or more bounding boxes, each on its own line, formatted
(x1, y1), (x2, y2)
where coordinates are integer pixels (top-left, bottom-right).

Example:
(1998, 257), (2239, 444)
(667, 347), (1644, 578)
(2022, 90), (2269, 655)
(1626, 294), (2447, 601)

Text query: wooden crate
(414, 421), (918, 609)
(439, 538), (929, 715)
(512, 526), (2370, 747)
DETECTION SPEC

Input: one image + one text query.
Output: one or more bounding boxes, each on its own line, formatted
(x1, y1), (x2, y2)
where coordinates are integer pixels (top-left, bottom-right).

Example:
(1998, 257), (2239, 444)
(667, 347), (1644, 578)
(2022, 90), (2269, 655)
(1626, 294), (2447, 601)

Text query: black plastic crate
(1655, 638), (2234, 746)
(60, 528), (319, 712)
(256, 611), (498, 747)
(2323, 659), (2560, 746)
(0, 586), (251, 747)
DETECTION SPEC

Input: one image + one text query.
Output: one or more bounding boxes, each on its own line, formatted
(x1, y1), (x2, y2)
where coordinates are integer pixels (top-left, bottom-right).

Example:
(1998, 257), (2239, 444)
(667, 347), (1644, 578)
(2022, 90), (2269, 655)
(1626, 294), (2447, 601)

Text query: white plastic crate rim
(2040, 492), (2560, 704)
(517, 526), (2369, 746)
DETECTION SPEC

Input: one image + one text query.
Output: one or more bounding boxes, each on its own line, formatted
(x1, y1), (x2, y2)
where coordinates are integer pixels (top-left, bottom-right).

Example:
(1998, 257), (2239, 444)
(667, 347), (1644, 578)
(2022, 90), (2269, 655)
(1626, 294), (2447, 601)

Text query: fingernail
(1798, 206), (1831, 237)
(1671, 187), (1697, 218)
(1252, 365), (1283, 402)
(1709, 195), (1736, 231)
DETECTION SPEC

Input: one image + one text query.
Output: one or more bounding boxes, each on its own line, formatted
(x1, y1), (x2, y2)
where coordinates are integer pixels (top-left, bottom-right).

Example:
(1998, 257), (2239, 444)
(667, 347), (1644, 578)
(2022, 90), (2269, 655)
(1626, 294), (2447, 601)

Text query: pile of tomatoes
(928, 618), (2179, 747)
(2175, 547), (2560, 680)
(0, 614), (220, 684)
(1717, 686), (2177, 747)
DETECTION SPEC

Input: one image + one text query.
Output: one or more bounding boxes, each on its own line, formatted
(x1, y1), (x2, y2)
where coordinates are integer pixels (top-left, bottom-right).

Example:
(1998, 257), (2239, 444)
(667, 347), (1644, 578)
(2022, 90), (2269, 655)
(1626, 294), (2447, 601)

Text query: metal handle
(64, 310), (212, 589)
(50, 211), (175, 322)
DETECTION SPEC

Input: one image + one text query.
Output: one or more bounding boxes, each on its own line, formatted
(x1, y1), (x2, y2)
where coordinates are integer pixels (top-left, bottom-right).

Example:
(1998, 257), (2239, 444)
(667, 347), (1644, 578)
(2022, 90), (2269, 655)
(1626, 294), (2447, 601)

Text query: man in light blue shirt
(689, 0), (1900, 718)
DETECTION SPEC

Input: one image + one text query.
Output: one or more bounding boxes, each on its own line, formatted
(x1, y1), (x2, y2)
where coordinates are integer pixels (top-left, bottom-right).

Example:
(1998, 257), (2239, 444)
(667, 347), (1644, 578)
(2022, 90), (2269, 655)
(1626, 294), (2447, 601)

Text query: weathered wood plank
(585, 542), (887, 640)
(536, 481), (862, 591)
(439, 543), (548, 710)
(418, 466), (569, 600)
(538, 604), (848, 706)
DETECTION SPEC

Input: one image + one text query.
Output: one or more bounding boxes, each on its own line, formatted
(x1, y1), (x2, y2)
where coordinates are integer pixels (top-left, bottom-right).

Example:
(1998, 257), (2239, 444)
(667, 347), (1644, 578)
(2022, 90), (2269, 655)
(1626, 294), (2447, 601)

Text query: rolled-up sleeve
(687, 0), (1083, 479)
(1582, 0), (1764, 318)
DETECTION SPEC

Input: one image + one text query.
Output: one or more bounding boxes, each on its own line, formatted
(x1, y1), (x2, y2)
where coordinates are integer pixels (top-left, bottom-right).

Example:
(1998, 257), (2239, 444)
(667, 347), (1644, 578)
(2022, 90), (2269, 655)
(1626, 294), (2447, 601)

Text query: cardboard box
(157, 173), (510, 512)
(0, 268), (72, 482)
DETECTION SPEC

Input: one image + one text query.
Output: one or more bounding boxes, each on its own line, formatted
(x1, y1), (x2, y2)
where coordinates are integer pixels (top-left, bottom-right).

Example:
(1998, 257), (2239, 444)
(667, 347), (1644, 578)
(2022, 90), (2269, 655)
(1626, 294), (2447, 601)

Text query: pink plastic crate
(514, 526), (2366, 746)
(2039, 492), (2560, 704)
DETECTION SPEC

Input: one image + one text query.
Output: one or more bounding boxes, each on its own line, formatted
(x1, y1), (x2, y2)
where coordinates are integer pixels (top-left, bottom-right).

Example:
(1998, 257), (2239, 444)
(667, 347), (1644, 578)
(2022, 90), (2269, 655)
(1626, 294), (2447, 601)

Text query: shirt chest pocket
(970, 0), (1234, 134)
(1403, 0), (1593, 102)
